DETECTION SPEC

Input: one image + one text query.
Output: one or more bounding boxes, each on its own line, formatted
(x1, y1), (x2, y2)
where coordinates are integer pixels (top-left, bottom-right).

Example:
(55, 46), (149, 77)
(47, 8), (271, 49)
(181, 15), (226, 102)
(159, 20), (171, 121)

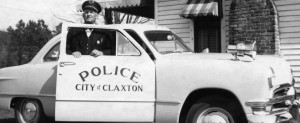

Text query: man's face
(82, 9), (97, 24)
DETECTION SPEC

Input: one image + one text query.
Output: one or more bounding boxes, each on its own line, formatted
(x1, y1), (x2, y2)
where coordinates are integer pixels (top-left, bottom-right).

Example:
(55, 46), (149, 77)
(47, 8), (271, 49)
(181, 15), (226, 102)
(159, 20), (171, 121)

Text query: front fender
(0, 96), (13, 110)
(155, 58), (272, 123)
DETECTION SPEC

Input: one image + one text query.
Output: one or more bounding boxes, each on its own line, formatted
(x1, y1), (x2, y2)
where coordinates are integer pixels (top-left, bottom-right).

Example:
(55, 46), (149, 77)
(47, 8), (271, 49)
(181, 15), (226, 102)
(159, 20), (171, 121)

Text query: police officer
(68, 0), (112, 58)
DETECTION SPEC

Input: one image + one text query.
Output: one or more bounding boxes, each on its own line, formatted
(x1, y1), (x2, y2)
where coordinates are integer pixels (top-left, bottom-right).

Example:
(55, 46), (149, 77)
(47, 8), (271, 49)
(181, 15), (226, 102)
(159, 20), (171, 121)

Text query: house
(80, 0), (300, 81)
(154, 0), (300, 81)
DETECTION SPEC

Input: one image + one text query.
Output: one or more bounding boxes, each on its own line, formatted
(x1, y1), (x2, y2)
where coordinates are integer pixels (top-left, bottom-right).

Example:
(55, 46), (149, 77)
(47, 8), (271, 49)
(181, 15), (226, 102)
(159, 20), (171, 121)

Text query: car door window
(66, 28), (116, 56)
(125, 29), (155, 60)
(44, 43), (60, 62)
(66, 27), (139, 56)
(116, 31), (140, 56)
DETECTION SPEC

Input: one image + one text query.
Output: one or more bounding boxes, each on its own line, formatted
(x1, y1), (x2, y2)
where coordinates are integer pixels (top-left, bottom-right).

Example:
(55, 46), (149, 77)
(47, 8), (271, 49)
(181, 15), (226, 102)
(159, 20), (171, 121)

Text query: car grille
(270, 83), (295, 114)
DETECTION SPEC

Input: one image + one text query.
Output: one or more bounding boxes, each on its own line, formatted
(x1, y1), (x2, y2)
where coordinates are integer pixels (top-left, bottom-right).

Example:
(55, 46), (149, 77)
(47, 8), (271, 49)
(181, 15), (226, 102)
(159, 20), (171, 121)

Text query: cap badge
(89, 0), (95, 4)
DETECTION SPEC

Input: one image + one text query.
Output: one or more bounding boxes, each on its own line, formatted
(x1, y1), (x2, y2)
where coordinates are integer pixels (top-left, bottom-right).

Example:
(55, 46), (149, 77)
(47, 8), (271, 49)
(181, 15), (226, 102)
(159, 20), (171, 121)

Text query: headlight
(268, 67), (276, 89)
(290, 69), (297, 87)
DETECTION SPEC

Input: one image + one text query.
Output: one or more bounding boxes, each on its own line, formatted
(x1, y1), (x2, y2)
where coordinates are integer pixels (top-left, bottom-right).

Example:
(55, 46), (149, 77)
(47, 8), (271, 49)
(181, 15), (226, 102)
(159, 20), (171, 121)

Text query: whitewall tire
(15, 99), (46, 123)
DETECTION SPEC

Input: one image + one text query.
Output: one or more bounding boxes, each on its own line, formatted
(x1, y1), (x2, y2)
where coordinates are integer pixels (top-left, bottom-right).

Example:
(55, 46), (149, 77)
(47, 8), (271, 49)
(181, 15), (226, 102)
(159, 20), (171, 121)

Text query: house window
(194, 17), (221, 53)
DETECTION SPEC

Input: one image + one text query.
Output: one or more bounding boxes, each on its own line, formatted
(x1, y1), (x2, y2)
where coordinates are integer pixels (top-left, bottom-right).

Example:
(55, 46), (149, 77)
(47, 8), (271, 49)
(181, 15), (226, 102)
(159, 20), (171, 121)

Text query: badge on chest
(97, 38), (104, 44)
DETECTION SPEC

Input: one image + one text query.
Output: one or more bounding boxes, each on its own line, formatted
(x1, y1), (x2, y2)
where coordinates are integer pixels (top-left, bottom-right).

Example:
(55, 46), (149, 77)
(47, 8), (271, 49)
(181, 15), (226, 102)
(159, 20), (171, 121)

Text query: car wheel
(15, 99), (46, 123)
(186, 96), (246, 123)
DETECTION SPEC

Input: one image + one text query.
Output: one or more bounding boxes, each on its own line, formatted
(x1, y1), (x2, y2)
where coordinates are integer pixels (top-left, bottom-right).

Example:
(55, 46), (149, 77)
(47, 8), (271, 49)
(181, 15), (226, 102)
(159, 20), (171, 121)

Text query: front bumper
(246, 83), (296, 123)
(247, 112), (292, 123)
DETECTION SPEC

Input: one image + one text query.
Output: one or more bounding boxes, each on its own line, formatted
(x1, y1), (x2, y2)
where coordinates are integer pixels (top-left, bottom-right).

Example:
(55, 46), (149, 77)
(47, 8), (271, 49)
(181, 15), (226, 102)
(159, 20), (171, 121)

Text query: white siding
(156, 0), (231, 51)
(223, 0), (232, 52)
(155, 0), (300, 80)
(156, 0), (194, 49)
(274, 0), (300, 81)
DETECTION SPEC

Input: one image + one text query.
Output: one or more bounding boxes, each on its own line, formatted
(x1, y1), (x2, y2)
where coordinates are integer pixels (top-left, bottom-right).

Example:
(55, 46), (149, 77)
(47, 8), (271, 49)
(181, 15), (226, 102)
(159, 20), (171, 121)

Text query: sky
(0, 0), (151, 31)
(0, 0), (82, 31)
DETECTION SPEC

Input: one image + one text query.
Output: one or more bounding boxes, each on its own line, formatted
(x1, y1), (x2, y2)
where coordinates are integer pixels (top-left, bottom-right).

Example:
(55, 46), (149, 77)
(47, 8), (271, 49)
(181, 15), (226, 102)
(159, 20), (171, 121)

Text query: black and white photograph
(0, 0), (299, 123)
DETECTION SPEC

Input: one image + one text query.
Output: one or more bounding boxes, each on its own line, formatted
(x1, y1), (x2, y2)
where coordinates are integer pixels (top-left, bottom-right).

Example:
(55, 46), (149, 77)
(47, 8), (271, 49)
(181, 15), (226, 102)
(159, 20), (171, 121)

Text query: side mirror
(227, 41), (256, 61)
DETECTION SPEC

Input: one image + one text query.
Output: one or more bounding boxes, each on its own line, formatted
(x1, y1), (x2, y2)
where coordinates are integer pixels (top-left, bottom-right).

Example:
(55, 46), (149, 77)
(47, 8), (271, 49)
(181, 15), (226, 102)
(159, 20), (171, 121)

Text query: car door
(55, 24), (155, 122)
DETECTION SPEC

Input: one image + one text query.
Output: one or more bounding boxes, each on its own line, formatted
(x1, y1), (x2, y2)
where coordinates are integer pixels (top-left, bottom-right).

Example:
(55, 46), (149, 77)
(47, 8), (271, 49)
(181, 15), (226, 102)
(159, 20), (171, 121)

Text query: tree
(7, 19), (53, 65)
(53, 23), (62, 36)
(0, 30), (10, 68)
(0, 31), (9, 45)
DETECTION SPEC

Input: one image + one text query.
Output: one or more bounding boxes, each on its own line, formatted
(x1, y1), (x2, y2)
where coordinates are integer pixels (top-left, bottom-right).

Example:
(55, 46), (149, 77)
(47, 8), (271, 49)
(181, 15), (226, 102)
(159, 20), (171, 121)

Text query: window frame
(65, 27), (141, 57)
(43, 42), (60, 62)
(116, 31), (141, 56)
(144, 30), (193, 54)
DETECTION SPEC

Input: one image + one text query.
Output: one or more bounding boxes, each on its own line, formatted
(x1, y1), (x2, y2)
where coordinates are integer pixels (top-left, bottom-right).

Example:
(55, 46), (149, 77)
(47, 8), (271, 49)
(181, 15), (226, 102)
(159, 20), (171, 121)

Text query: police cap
(82, 0), (102, 13)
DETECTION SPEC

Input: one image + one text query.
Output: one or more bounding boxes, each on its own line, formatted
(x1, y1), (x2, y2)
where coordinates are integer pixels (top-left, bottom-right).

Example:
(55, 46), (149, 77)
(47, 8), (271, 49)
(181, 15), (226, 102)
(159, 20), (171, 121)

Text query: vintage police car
(0, 24), (297, 123)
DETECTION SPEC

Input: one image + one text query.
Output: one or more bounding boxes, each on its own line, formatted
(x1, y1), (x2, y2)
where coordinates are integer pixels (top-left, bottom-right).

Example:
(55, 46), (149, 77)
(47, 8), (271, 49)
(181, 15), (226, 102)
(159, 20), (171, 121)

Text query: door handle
(59, 62), (76, 67)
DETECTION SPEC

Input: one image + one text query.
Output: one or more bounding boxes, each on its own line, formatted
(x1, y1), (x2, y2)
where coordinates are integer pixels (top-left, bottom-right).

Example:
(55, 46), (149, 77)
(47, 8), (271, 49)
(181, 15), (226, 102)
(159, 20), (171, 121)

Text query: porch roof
(77, 0), (154, 18)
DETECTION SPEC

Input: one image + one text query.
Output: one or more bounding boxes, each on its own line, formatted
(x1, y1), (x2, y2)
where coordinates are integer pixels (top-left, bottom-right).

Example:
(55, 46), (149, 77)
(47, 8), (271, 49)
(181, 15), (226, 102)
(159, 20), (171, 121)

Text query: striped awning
(180, 0), (220, 18)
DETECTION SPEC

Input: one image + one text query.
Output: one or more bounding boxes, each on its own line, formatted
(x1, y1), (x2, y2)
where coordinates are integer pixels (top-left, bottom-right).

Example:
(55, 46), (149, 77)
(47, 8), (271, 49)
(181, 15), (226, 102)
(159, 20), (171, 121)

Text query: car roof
(111, 24), (170, 30)
(64, 23), (170, 32)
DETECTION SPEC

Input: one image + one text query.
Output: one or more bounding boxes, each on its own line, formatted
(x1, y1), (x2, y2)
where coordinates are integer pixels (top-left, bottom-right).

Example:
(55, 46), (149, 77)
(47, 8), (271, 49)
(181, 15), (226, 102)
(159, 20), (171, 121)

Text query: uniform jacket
(67, 28), (113, 55)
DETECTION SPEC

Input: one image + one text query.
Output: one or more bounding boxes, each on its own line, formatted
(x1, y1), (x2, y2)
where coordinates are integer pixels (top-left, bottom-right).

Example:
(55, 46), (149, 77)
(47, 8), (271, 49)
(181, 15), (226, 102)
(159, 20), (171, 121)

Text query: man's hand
(72, 51), (82, 58)
(90, 49), (103, 57)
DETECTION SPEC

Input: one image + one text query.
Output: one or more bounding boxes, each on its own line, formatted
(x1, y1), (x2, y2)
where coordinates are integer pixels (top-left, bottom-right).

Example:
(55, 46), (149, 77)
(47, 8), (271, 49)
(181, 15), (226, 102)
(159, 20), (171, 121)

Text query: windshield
(144, 31), (192, 54)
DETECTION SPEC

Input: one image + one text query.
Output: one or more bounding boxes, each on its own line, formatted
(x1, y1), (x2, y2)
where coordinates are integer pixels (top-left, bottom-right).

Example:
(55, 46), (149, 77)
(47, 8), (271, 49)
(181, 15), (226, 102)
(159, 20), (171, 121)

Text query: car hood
(162, 52), (274, 61)
(159, 52), (294, 86)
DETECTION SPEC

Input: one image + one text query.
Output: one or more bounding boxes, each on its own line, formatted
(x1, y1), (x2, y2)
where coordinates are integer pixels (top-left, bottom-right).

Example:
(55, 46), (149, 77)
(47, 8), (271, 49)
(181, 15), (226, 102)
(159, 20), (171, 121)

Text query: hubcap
(22, 102), (37, 121)
(196, 107), (234, 123)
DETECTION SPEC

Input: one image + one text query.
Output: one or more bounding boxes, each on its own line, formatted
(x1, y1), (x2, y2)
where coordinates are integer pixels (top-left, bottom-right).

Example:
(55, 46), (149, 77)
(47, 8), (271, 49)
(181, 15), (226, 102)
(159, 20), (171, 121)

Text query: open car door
(55, 24), (155, 122)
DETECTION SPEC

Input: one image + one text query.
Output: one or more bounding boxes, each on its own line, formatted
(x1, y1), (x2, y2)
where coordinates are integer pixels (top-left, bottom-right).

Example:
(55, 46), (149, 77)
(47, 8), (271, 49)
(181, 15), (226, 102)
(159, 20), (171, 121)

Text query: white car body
(0, 24), (296, 123)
